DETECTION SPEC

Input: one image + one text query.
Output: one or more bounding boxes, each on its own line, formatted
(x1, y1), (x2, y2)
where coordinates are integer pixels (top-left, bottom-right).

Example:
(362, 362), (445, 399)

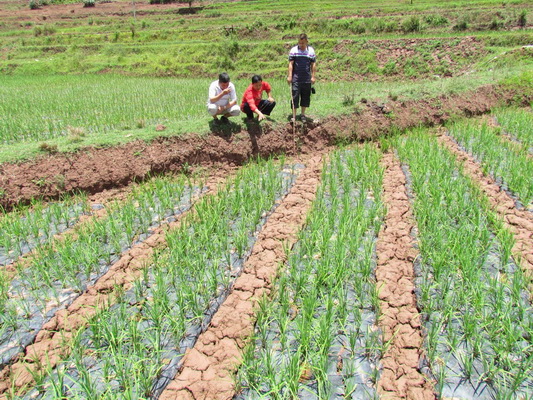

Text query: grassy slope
(0, 0), (531, 163)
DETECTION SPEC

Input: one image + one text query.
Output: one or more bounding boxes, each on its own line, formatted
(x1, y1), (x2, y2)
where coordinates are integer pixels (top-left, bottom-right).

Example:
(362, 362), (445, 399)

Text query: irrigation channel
(0, 121), (532, 399)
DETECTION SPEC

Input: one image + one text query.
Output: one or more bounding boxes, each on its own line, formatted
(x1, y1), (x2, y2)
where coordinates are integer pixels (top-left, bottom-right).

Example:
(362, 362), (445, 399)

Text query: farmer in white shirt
(207, 72), (240, 125)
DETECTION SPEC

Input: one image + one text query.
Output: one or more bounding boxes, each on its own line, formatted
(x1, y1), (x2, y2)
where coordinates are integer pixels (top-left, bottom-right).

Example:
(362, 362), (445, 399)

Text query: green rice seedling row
(394, 130), (533, 399)
(492, 107), (533, 153)
(20, 158), (300, 399)
(0, 117), (531, 397)
(0, 76), (204, 145)
(0, 193), (91, 266)
(447, 118), (533, 209)
(0, 175), (200, 371)
(235, 146), (384, 399)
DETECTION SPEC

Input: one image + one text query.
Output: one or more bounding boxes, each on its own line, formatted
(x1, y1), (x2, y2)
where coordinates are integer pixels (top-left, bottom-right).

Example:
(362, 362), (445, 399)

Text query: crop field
(0, 116), (531, 398)
(1, 0), (533, 398)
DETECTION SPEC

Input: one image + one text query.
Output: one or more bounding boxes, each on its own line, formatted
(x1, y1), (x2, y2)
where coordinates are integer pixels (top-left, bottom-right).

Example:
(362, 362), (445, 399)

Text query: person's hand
(222, 88), (231, 95)
(257, 112), (266, 121)
(287, 76), (292, 84)
(311, 76), (316, 84)
(268, 96), (275, 103)
(218, 105), (226, 113)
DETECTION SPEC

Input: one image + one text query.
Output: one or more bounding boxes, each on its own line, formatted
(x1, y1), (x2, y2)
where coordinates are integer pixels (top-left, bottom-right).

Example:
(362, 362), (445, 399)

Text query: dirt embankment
(0, 84), (530, 211)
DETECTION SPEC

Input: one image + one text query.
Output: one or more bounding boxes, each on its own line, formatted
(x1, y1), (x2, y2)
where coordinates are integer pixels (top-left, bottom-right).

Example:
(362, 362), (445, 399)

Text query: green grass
(1, 59), (531, 164)
(0, 0), (531, 165)
(0, 0), (531, 78)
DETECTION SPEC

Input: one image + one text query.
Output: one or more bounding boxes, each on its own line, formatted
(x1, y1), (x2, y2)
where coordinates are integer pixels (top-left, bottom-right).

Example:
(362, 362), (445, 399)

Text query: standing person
(207, 72), (240, 124)
(287, 33), (316, 123)
(240, 74), (276, 122)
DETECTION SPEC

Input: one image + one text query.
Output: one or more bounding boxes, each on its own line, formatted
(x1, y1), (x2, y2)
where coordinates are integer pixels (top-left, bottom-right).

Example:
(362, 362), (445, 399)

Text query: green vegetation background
(0, 0), (532, 162)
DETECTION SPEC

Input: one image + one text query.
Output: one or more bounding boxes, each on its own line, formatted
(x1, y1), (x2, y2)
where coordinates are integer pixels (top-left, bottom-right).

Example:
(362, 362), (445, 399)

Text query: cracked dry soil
(0, 168), (232, 395)
(159, 153), (324, 400)
(375, 152), (434, 400)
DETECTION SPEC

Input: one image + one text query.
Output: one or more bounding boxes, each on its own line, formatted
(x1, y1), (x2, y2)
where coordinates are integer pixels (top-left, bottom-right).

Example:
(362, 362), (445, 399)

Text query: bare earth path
(376, 152), (435, 400)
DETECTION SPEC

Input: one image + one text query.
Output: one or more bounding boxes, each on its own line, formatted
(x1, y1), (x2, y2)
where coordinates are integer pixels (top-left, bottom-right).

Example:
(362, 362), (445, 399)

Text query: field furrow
(375, 151), (434, 399)
(492, 107), (533, 153)
(447, 119), (533, 209)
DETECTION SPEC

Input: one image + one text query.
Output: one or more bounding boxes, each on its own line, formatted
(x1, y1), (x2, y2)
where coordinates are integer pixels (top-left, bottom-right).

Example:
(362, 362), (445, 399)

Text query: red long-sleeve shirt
(240, 81), (272, 112)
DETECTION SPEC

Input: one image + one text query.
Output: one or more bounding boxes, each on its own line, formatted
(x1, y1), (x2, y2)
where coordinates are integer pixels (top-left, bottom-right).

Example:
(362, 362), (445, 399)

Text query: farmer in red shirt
(240, 75), (276, 122)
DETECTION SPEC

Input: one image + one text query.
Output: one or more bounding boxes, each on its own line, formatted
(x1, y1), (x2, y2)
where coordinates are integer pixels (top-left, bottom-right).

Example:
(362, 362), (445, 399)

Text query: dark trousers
(242, 100), (276, 119)
(291, 82), (312, 109)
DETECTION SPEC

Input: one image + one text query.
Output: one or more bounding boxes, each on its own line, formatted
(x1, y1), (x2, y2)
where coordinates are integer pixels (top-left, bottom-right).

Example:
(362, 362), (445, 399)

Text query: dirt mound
(0, 84), (530, 210)
(333, 36), (488, 79)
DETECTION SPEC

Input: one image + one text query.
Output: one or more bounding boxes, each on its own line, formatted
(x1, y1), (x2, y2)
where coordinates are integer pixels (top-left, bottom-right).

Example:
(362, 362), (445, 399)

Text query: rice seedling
(394, 129), (533, 398)
(23, 157), (299, 398)
(235, 145), (384, 399)
(0, 193), (90, 266)
(492, 107), (533, 151)
(447, 119), (533, 207)
(0, 174), (198, 371)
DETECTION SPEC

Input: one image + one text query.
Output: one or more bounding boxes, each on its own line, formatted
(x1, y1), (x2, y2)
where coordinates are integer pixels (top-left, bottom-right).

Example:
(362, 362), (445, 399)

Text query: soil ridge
(376, 152), (435, 399)
(1, 84), (530, 211)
